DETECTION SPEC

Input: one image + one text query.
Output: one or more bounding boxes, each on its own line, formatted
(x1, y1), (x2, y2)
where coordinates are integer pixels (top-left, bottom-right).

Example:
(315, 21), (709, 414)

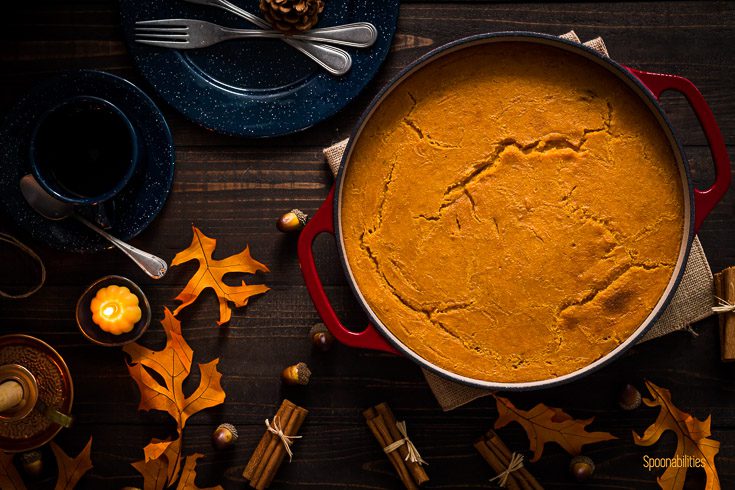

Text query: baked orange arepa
(340, 42), (685, 383)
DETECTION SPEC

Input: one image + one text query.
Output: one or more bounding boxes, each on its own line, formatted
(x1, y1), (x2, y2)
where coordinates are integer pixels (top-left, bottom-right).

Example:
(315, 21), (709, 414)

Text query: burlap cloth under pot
(321, 32), (715, 411)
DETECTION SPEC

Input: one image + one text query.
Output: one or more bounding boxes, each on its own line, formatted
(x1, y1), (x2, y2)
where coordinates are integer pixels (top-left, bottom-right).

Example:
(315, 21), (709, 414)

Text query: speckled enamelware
(29, 95), (141, 205)
(120, 0), (400, 137)
(0, 70), (175, 253)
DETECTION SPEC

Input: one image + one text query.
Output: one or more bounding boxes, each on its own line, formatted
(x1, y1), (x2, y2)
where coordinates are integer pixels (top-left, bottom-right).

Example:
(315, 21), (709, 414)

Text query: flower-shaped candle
(90, 285), (141, 335)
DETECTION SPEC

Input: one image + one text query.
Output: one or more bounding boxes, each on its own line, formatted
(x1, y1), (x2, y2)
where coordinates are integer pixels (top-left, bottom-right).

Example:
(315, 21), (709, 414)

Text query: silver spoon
(19, 174), (168, 279)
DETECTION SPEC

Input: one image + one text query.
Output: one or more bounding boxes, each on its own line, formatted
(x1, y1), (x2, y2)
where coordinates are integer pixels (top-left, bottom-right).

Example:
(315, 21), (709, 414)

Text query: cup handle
(297, 186), (398, 354)
(36, 399), (73, 428)
(627, 67), (731, 232)
(91, 200), (114, 229)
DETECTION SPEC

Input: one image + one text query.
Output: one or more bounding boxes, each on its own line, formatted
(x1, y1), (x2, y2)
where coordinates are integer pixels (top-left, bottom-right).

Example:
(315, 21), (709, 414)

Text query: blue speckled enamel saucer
(0, 70), (175, 253)
(120, 0), (399, 137)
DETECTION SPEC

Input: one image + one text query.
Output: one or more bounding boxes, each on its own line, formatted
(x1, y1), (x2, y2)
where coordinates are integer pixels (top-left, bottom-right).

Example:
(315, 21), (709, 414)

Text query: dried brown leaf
(494, 395), (616, 462)
(633, 380), (720, 490)
(176, 454), (223, 490)
(0, 452), (25, 490)
(51, 437), (93, 490)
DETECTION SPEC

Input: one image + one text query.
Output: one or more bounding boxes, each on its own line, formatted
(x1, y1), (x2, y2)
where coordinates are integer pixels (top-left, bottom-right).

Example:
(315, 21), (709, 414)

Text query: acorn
(281, 362), (311, 385)
(618, 383), (642, 411)
(310, 322), (334, 351)
(277, 209), (308, 233)
(569, 455), (595, 482)
(212, 423), (238, 450)
(20, 451), (42, 478)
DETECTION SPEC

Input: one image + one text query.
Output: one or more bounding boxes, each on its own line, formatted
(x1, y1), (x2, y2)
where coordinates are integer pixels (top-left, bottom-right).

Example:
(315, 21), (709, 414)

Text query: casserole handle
(297, 186), (398, 354)
(629, 68), (731, 232)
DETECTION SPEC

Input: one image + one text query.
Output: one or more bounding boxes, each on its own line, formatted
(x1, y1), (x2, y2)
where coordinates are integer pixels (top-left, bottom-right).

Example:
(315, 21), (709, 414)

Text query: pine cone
(259, 0), (325, 33)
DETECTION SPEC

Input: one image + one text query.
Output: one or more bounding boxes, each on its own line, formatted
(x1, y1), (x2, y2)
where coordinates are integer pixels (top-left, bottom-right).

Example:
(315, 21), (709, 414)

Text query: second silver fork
(135, 18), (377, 49)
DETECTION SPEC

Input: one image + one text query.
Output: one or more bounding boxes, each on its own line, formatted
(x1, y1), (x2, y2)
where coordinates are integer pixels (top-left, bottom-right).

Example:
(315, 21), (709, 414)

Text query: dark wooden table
(1, 1), (734, 489)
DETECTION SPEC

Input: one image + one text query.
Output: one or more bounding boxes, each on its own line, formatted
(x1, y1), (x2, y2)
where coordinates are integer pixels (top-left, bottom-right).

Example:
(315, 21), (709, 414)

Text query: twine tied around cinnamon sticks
(265, 416), (302, 462)
(712, 297), (735, 313)
(489, 452), (524, 488)
(364, 402), (429, 489)
(382, 420), (427, 466)
(243, 399), (308, 490)
(474, 430), (543, 490)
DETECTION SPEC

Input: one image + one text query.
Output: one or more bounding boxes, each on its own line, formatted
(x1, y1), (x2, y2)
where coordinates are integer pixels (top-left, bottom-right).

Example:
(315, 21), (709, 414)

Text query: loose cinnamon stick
(374, 403), (429, 486)
(486, 431), (542, 490)
(243, 400), (293, 481)
(363, 407), (418, 490)
(255, 404), (308, 490)
(714, 267), (735, 361)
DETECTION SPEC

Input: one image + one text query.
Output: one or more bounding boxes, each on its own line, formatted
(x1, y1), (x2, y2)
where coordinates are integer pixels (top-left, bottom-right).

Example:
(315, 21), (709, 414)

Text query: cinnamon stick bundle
(363, 402), (429, 489)
(243, 399), (308, 490)
(474, 430), (543, 490)
(714, 267), (735, 361)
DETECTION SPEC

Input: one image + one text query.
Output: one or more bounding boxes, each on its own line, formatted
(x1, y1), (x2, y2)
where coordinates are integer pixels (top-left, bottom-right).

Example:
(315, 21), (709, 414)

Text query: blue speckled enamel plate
(0, 71), (175, 253)
(120, 0), (399, 137)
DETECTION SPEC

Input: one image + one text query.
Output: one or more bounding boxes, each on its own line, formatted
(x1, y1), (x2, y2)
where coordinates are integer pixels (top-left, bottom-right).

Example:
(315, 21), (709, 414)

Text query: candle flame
(103, 305), (117, 317)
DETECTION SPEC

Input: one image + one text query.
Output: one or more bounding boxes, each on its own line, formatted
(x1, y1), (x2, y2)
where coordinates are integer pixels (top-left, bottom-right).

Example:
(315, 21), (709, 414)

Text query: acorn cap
(282, 362), (311, 385)
(216, 423), (238, 438)
(291, 209), (308, 226)
(20, 450), (42, 478)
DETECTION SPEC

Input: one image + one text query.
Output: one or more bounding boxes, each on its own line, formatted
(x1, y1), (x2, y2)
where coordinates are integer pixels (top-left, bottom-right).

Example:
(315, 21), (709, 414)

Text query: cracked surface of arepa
(341, 42), (684, 382)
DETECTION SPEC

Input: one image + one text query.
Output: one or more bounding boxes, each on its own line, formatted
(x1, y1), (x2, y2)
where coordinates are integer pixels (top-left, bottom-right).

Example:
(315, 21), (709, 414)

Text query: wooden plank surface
(0, 1), (734, 488)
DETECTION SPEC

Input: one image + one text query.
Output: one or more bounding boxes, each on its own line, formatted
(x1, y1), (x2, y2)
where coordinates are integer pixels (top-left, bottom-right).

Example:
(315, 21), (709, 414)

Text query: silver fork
(175, 0), (353, 75)
(135, 19), (377, 49)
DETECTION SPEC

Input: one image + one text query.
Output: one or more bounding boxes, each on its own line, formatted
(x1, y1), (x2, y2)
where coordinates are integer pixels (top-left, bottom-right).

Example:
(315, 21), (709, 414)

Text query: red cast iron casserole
(298, 32), (731, 391)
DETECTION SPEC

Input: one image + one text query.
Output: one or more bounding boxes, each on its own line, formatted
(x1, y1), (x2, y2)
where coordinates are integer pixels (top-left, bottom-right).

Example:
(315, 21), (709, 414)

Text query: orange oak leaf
(143, 437), (182, 485)
(633, 380), (720, 490)
(51, 437), (93, 490)
(125, 309), (225, 487)
(171, 225), (269, 325)
(494, 395), (616, 462)
(134, 447), (222, 490)
(132, 455), (168, 490)
(124, 308), (226, 430)
(176, 454), (223, 490)
(0, 452), (26, 490)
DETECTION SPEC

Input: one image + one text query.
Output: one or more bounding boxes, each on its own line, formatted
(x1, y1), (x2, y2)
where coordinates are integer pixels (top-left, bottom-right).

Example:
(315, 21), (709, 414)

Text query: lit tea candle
(90, 285), (141, 335)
